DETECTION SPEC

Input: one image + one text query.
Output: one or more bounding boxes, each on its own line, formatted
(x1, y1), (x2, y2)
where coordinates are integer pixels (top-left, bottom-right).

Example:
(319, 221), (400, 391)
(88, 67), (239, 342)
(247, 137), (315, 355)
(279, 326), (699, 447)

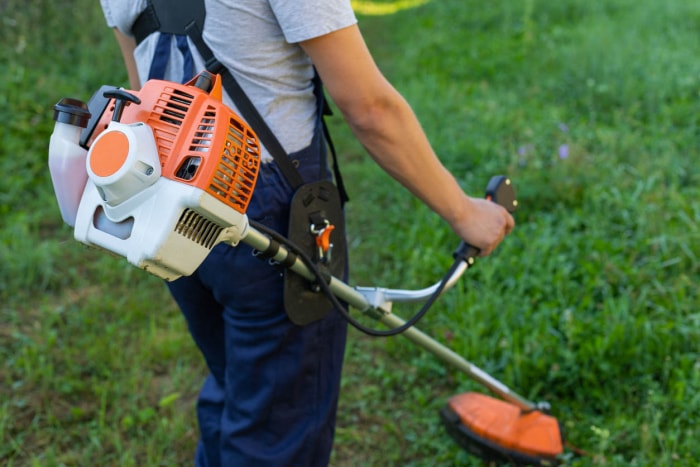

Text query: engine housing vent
(174, 209), (224, 250)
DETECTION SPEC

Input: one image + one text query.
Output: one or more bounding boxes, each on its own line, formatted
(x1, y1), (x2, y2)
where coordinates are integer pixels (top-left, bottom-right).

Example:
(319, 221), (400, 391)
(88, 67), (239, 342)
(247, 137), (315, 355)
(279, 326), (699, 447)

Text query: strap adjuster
(205, 57), (225, 75)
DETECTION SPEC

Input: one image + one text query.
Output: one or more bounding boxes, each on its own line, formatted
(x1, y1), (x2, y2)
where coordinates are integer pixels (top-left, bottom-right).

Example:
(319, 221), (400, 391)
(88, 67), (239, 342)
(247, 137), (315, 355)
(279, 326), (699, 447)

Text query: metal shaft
(239, 225), (537, 412)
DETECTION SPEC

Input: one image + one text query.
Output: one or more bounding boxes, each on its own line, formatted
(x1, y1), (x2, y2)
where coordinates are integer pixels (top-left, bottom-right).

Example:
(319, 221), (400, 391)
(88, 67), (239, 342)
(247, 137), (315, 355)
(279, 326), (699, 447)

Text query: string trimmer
(48, 70), (567, 465)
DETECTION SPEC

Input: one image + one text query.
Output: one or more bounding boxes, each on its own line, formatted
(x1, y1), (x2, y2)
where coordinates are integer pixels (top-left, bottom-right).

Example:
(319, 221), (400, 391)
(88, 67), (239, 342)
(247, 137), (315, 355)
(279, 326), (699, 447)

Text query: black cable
(250, 219), (465, 337)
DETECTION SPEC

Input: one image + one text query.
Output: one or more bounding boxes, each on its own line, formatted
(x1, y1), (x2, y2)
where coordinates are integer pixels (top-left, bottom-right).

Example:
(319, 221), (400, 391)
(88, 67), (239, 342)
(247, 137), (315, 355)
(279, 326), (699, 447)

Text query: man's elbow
(338, 92), (403, 135)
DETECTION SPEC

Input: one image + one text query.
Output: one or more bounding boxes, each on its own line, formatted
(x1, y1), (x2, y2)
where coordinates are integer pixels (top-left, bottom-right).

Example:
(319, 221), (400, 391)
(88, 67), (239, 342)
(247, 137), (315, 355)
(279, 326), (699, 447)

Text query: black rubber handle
(103, 89), (141, 122)
(453, 175), (517, 262)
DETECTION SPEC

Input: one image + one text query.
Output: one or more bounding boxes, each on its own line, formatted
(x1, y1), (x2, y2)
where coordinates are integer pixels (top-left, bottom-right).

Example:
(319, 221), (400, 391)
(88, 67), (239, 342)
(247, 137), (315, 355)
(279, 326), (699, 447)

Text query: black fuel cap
(53, 98), (91, 128)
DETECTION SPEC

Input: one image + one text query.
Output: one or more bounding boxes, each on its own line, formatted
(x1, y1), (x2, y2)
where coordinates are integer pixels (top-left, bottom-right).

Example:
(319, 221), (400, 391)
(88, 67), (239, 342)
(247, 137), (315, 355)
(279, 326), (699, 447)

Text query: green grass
(2, 0), (700, 465)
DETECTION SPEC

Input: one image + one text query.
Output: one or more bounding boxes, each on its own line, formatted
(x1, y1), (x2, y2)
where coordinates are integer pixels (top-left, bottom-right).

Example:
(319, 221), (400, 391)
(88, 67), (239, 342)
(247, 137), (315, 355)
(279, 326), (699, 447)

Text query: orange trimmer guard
(440, 392), (564, 466)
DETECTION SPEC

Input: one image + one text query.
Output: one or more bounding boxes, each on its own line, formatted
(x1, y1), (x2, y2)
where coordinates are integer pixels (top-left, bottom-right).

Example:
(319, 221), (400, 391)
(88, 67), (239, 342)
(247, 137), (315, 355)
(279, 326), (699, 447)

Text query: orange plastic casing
(447, 392), (564, 461)
(88, 73), (260, 214)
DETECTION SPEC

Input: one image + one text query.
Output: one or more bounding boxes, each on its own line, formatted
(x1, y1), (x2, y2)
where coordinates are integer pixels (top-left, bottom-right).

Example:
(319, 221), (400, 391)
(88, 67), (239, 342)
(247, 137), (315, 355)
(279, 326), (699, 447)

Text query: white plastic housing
(74, 176), (249, 281)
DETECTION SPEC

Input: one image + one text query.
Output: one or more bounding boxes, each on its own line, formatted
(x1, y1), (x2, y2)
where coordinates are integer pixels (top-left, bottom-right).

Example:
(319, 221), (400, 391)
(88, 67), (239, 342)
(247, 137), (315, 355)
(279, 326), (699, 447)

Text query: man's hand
(449, 196), (515, 256)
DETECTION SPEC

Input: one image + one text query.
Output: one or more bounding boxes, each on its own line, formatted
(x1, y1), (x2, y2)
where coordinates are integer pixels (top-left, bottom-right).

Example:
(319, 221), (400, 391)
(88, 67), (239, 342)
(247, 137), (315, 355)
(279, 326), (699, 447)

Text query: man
(100, 0), (514, 465)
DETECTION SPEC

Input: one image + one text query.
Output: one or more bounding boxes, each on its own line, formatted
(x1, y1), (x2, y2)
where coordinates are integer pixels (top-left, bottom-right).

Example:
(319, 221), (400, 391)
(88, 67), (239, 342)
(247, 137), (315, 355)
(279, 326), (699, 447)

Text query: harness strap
(176, 35), (195, 81)
(312, 72), (350, 204)
(147, 33), (171, 80)
(319, 90), (349, 204)
(131, 0), (205, 45)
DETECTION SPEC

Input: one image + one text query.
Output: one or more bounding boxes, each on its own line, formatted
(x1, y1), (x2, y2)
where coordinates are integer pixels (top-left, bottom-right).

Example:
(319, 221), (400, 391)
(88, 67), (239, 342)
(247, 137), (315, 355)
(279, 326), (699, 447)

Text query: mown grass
(2, 0), (699, 465)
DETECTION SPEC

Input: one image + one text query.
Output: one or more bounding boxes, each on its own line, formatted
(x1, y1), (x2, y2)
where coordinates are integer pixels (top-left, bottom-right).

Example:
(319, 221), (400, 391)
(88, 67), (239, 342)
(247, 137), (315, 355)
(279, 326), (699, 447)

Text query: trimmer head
(440, 392), (563, 466)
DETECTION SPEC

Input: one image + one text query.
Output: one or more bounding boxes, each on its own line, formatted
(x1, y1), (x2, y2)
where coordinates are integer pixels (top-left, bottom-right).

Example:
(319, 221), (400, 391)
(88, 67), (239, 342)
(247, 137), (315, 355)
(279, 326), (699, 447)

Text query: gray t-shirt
(100, 0), (357, 161)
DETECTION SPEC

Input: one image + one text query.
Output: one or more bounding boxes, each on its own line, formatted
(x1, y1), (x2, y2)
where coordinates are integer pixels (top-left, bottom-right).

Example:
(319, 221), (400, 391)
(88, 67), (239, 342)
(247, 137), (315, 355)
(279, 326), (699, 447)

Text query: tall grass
(2, 0), (699, 465)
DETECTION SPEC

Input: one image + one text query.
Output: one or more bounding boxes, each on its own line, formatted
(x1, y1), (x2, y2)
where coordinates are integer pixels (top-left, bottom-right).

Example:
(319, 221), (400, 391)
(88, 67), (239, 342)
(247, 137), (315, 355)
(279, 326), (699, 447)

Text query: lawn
(1, 0), (699, 465)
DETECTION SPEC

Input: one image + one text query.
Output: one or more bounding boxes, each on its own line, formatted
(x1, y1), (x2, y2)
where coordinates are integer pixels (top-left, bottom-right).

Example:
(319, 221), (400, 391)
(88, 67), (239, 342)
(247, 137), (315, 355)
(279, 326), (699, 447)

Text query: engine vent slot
(156, 89), (193, 126)
(174, 209), (223, 249)
(190, 110), (215, 154)
(147, 87), (196, 166)
(206, 115), (258, 211)
(176, 156), (201, 180)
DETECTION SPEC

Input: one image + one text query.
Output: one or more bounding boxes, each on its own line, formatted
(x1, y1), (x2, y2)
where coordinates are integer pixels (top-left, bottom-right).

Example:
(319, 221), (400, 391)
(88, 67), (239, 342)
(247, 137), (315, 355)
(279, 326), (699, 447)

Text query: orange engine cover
(89, 72), (260, 215)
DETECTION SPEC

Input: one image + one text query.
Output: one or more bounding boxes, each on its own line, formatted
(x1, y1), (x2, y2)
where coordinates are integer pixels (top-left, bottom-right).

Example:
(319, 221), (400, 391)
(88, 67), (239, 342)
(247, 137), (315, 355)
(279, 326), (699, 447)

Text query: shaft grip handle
(453, 175), (517, 262)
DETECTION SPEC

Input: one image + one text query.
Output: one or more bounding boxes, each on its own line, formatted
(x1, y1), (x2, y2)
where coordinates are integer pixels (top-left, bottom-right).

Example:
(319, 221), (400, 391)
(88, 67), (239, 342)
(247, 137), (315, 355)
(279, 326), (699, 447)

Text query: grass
(2, 0), (700, 465)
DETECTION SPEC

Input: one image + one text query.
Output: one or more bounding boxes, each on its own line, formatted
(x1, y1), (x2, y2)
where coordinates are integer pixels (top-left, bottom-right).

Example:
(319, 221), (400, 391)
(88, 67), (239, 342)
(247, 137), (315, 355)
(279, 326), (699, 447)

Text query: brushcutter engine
(48, 71), (261, 280)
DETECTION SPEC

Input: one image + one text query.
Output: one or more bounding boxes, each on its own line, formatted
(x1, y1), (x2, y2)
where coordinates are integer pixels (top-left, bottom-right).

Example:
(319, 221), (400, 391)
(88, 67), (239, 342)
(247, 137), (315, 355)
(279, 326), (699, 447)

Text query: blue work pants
(167, 137), (348, 466)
